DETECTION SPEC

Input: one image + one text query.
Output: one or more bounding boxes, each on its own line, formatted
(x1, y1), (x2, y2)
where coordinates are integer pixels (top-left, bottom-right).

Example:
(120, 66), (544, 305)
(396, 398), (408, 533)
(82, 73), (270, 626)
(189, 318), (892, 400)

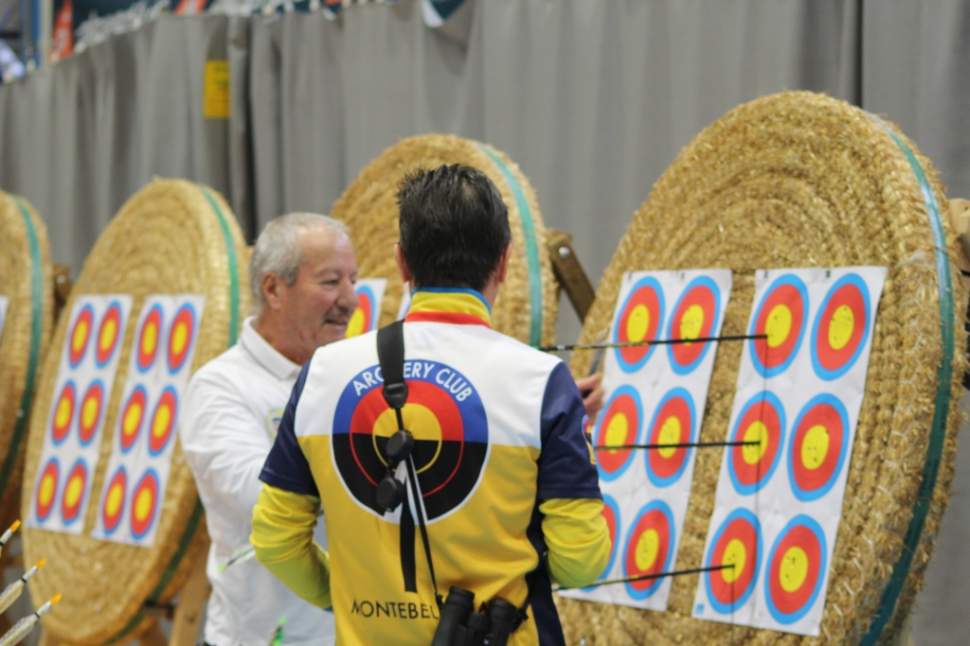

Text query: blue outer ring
(612, 276), (666, 373)
(747, 274), (809, 378)
(94, 299), (125, 369)
(704, 508), (763, 614)
(787, 393), (850, 502)
(809, 273), (872, 381)
(727, 391), (787, 496)
(764, 514), (828, 625)
(166, 301), (200, 375)
(666, 275), (722, 375)
(595, 385), (644, 482)
(60, 457), (90, 527)
(623, 499), (676, 600)
(644, 387), (696, 488)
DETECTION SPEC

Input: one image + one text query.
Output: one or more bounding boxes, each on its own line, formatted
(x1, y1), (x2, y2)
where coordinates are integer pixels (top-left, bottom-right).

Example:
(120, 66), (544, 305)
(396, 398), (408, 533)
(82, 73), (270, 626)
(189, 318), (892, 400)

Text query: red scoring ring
(137, 306), (163, 371)
(78, 381), (105, 445)
(167, 305), (196, 372)
(752, 283), (806, 371)
(646, 394), (692, 482)
(616, 284), (662, 367)
(95, 303), (123, 365)
(708, 516), (759, 605)
(51, 381), (76, 444)
(790, 402), (845, 494)
(814, 284), (866, 372)
(60, 460), (89, 524)
(669, 284), (716, 367)
(623, 506), (672, 593)
(594, 392), (640, 475)
(130, 470), (160, 538)
(68, 306), (94, 366)
(101, 467), (127, 533)
(767, 523), (824, 616)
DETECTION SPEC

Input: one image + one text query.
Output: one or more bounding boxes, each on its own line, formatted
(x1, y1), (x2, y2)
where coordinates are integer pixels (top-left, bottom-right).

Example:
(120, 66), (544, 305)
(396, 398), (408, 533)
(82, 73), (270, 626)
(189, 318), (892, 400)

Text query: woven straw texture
(19, 179), (249, 644)
(558, 91), (968, 644)
(0, 193), (53, 529)
(330, 134), (558, 345)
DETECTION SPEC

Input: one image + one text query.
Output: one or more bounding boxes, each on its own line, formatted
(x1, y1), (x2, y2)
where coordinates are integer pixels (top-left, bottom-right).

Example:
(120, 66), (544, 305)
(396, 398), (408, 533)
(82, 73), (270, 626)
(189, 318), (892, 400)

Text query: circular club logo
(136, 304), (164, 372)
(167, 303), (198, 374)
(68, 304), (95, 367)
(346, 285), (379, 338)
(332, 361), (488, 521)
(704, 508), (762, 614)
(593, 386), (643, 482)
(666, 276), (721, 374)
(51, 380), (77, 445)
(788, 394), (850, 502)
(612, 277), (665, 373)
(810, 274), (872, 380)
(727, 391), (786, 495)
(765, 515), (827, 625)
(644, 388), (696, 488)
(78, 380), (105, 446)
(120, 385), (148, 453)
(130, 469), (161, 540)
(60, 458), (89, 526)
(34, 457), (60, 523)
(101, 466), (127, 535)
(148, 387), (178, 456)
(95, 300), (124, 367)
(622, 500), (675, 600)
(748, 274), (809, 377)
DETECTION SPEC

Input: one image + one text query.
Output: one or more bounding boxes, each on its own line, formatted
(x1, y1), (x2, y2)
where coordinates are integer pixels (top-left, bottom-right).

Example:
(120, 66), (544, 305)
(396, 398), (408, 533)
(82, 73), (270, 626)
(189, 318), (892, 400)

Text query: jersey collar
(404, 287), (492, 328)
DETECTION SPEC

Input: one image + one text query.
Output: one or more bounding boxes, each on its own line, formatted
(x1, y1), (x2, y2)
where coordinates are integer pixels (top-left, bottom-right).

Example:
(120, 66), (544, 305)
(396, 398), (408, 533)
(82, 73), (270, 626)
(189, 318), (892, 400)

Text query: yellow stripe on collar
(407, 288), (492, 327)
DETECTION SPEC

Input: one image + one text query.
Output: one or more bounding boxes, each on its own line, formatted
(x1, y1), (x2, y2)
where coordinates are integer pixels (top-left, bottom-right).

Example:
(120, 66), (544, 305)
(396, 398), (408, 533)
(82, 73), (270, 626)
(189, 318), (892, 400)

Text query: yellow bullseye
(679, 304), (705, 342)
(153, 405), (171, 439)
(82, 395), (99, 430)
(124, 401), (143, 437)
(779, 546), (809, 593)
(72, 319), (89, 353)
(742, 421), (769, 465)
(373, 403), (442, 473)
(721, 538), (747, 584)
(604, 413), (629, 453)
(64, 475), (83, 507)
(100, 317), (117, 351)
(828, 304), (855, 350)
(55, 395), (72, 429)
(765, 304), (792, 348)
(134, 487), (153, 522)
(635, 528), (660, 571)
(626, 304), (650, 342)
(171, 322), (188, 355)
(657, 416), (681, 459)
(801, 425), (830, 471)
(106, 482), (123, 517)
(143, 322), (158, 355)
(39, 473), (56, 506)
(345, 308), (365, 338)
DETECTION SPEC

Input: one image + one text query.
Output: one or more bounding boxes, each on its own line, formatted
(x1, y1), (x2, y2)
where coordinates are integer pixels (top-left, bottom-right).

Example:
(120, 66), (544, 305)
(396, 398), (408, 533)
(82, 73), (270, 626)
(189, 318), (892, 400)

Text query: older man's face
(279, 227), (358, 361)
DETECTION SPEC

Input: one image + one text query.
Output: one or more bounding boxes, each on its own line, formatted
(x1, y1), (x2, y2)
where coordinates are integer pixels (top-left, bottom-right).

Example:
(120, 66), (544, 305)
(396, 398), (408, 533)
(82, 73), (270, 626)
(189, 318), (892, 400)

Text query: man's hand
(574, 372), (604, 422)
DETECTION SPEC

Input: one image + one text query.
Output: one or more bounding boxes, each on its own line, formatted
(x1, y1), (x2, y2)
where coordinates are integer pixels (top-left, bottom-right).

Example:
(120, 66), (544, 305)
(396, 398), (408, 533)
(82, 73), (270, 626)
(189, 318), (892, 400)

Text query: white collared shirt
(180, 317), (334, 645)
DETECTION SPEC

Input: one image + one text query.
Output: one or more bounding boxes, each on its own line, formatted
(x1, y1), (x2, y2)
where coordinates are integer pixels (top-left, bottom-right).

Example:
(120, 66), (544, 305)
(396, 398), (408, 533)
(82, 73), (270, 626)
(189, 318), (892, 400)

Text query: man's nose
(339, 279), (358, 310)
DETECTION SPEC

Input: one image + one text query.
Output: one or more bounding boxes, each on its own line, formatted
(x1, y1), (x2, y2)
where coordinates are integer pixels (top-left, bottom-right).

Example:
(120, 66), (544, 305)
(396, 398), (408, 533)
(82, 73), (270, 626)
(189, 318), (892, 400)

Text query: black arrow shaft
(540, 333), (766, 353)
(557, 563), (734, 591)
(593, 440), (760, 451)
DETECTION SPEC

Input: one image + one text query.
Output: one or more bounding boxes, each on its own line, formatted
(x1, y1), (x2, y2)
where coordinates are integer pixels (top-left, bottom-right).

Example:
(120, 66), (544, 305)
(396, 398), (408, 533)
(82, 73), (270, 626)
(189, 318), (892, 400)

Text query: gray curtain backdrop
(1, 1), (968, 643)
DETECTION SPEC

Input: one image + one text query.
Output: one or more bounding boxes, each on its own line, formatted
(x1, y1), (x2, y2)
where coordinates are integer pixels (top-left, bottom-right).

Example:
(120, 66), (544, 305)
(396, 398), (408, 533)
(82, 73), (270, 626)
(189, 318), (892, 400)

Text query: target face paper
(93, 295), (204, 545)
(561, 269), (732, 610)
(346, 278), (387, 338)
(693, 267), (885, 636)
(28, 296), (132, 534)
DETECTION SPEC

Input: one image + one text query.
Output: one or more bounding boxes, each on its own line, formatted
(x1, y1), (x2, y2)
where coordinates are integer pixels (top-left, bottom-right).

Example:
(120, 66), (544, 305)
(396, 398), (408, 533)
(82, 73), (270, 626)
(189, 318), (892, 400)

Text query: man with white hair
(180, 212), (357, 645)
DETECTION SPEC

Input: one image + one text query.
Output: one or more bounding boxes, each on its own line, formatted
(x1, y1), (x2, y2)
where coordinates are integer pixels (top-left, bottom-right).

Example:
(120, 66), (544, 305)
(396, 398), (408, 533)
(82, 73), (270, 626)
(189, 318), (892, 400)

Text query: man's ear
(395, 243), (414, 284)
(495, 244), (511, 284)
(261, 273), (283, 310)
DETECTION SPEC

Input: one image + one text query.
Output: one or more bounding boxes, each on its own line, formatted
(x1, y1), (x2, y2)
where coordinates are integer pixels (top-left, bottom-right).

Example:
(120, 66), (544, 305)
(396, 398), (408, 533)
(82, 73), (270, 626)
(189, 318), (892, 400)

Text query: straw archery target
(787, 394), (849, 502)
(748, 274), (809, 378)
(810, 274), (872, 380)
(623, 500), (676, 600)
(93, 294), (205, 546)
(703, 508), (762, 614)
(727, 391), (786, 495)
(27, 296), (131, 535)
(332, 359), (488, 521)
(645, 388), (697, 488)
(593, 385), (643, 481)
(667, 276), (722, 374)
(346, 279), (387, 338)
(612, 276), (665, 373)
(764, 515), (827, 625)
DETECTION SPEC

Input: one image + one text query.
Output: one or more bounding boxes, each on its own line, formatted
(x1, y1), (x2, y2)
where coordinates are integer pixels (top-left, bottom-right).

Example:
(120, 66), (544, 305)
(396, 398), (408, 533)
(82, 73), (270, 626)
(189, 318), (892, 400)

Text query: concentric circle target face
(727, 391), (786, 495)
(612, 277), (665, 372)
(51, 380), (77, 445)
(120, 385), (147, 453)
(34, 457), (60, 522)
(810, 274), (872, 380)
(346, 285), (378, 338)
(167, 302), (198, 374)
(136, 304), (163, 372)
(644, 388), (696, 488)
(101, 466), (127, 535)
(748, 275), (809, 377)
(765, 515), (827, 624)
(148, 387), (178, 456)
(95, 300), (124, 367)
(593, 386), (644, 481)
(68, 304), (94, 367)
(787, 394), (849, 502)
(704, 508), (762, 614)
(666, 276), (721, 374)
(622, 500), (675, 600)
(130, 469), (161, 539)
(332, 362), (488, 520)
(60, 458), (89, 526)
(77, 380), (105, 446)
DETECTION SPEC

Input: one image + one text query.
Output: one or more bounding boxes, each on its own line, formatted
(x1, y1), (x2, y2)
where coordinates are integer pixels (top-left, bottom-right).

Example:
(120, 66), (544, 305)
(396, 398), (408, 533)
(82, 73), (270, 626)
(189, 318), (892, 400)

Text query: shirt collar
(239, 317), (302, 380)
(404, 287), (492, 327)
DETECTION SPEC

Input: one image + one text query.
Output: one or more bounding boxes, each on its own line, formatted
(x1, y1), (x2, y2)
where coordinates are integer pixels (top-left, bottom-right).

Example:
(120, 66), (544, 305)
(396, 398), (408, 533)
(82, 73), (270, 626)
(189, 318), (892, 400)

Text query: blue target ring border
(356, 285), (380, 332)
(595, 385), (644, 482)
(644, 387), (697, 488)
(51, 378), (77, 448)
(810, 273), (873, 381)
(623, 499), (676, 600)
(727, 390), (787, 496)
(787, 393), (851, 502)
(747, 274), (809, 378)
(704, 507), (763, 614)
(764, 514), (828, 625)
(68, 303), (95, 369)
(93, 299), (125, 369)
(612, 276), (665, 374)
(101, 464), (128, 537)
(34, 455), (61, 524)
(131, 467), (162, 540)
(666, 275), (722, 375)
(135, 303), (165, 374)
(77, 378), (106, 448)
(582, 493), (622, 591)
(167, 301), (201, 376)
(147, 385), (180, 457)
(61, 456), (90, 528)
